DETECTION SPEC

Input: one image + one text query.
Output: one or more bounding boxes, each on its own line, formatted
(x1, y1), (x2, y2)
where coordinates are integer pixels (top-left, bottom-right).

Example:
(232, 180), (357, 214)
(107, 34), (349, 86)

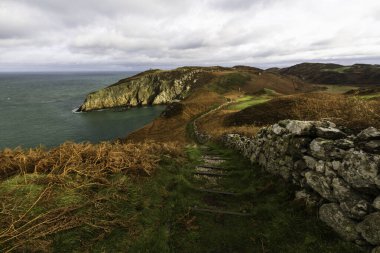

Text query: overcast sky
(0, 0), (380, 71)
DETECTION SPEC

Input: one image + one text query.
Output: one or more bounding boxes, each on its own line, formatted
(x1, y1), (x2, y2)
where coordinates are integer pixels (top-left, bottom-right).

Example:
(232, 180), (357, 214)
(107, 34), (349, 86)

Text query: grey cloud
(0, 0), (380, 71)
(310, 39), (335, 48)
(208, 0), (277, 11)
(172, 39), (206, 50)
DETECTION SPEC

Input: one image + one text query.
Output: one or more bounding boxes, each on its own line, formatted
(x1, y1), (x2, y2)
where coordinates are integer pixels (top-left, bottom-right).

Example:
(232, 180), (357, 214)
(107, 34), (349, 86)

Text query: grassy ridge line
(228, 95), (270, 110)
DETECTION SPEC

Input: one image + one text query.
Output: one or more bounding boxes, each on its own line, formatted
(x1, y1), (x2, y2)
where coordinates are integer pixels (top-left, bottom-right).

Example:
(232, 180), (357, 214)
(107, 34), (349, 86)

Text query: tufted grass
(179, 143), (363, 253)
(0, 141), (363, 252)
(228, 95), (271, 110)
(208, 72), (252, 94)
(314, 84), (360, 94)
(227, 93), (380, 133)
(0, 141), (183, 252)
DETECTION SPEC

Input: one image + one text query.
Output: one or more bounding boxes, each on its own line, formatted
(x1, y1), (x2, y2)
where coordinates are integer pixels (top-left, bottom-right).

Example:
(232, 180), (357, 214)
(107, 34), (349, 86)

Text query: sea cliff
(78, 67), (214, 112)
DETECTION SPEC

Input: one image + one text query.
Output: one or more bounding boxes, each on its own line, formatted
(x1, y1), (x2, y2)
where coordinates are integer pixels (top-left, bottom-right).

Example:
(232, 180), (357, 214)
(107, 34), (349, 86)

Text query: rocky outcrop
(78, 67), (214, 112)
(214, 120), (380, 249)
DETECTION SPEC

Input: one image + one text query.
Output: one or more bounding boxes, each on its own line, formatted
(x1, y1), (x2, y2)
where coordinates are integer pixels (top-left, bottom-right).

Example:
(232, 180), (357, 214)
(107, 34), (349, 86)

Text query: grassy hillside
(126, 68), (317, 143)
(0, 141), (182, 252)
(2, 65), (379, 252)
(126, 89), (227, 143)
(277, 62), (380, 85)
(225, 93), (380, 132)
(0, 142), (362, 252)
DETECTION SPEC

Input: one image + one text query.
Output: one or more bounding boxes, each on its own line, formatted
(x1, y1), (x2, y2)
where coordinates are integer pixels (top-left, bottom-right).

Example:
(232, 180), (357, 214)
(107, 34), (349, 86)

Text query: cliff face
(79, 67), (211, 112)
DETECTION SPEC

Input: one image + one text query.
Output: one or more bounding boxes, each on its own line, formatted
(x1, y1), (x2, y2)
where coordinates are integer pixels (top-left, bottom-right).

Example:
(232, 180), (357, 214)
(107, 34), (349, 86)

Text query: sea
(0, 72), (165, 149)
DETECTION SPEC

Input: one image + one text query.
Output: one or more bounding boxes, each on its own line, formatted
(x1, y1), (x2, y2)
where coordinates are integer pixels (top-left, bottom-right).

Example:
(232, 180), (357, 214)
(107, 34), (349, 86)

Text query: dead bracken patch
(226, 93), (380, 132)
(0, 141), (182, 252)
(0, 141), (182, 180)
(198, 109), (260, 140)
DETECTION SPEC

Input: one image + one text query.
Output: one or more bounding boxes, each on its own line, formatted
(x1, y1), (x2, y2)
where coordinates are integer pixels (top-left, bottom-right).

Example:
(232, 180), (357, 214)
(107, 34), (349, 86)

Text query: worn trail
(189, 145), (253, 217)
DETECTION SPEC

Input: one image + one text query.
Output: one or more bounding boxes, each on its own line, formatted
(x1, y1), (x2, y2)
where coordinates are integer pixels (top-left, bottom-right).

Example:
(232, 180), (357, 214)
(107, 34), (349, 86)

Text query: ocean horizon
(0, 71), (165, 149)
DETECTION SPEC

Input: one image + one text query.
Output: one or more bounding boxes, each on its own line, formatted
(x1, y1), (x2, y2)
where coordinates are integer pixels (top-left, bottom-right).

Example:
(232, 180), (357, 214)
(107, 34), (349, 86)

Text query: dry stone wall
(218, 120), (380, 250)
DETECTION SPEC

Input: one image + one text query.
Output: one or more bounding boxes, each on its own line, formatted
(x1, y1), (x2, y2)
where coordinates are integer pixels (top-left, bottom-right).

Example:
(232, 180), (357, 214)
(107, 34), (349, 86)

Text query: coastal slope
(78, 65), (314, 112)
(78, 67), (215, 112)
(274, 63), (380, 85)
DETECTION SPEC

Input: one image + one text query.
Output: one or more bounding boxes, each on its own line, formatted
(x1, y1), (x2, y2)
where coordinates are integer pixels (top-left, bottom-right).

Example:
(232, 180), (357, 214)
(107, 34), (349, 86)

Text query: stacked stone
(222, 120), (380, 250)
(192, 101), (232, 144)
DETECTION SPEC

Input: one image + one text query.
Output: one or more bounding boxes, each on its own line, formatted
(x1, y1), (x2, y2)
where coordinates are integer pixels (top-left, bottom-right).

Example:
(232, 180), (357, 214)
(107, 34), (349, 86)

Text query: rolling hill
(273, 63), (380, 85)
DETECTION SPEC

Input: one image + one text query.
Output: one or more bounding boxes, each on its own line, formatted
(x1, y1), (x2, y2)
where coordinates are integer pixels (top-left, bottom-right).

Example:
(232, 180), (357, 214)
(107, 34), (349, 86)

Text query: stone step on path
(193, 171), (229, 177)
(199, 146), (212, 151)
(194, 188), (237, 196)
(202, 152), (226, 157)
(202, 155), (230, 161)
(193, 174), (220, 188)
(201, 156), (229, 166)
(190, 207), (252, 217)
(202, 159), (226, 166)
(188, 145), (252, 218)
(196, 165), (226, 171)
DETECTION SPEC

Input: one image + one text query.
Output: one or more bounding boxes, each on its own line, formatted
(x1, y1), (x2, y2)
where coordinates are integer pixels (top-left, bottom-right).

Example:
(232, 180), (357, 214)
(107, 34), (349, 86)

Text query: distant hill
(79, 66), (316, 112)
(271, 63), (380, 85)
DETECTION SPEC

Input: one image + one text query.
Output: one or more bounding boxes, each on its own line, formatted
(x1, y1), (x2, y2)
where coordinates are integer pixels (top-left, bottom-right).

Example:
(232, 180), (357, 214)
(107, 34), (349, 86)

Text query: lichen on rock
(319, 203), (361, 242)
(357, 212), (380, 245)
(219, 120), (380, 249)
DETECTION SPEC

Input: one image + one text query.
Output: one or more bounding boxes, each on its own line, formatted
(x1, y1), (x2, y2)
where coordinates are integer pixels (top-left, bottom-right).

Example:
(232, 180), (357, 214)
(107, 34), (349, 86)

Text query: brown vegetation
(278, 62), (380, 85)
(226, 93), (380, 132)
(0, 141), (182, 180)
(208, 70), (317, 95)
(124, 68), (319, 143)
(126, 89), (226, 143)
(240, 72), (317, 95)
(197, 109), (260, 140)
(0, 141), (182, 252)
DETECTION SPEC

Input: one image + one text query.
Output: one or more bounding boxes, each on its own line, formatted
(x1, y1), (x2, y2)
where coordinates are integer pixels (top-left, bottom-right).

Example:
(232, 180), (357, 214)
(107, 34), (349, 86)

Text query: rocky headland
(78, 67), (219, 112)
(78, 65), (316, 112)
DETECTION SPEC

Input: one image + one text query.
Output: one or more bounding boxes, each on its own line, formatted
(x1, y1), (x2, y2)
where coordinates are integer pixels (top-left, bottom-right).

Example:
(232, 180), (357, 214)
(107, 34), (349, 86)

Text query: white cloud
(0, 0), (379, 71)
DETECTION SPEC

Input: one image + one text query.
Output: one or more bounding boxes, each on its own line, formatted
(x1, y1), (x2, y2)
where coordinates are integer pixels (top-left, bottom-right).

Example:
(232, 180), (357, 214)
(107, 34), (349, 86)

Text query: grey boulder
(358, 127), (380, 141)
(357, 212), (380, 245)
(319, 203), (360, 241)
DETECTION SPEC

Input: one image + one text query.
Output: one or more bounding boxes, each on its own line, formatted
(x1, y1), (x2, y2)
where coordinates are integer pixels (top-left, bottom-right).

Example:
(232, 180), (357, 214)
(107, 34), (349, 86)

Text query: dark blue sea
(0, 72), (165, 149)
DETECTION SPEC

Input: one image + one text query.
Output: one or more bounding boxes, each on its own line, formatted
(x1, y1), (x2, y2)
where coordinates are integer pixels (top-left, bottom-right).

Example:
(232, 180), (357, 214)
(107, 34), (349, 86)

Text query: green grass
(321, 66), (351, 73)
(228, 95), (271, 110)
(315, 84), (360, 94)
(173, 143), (362, 253)
(0, 144), (362, 252)
(208, 72), (251, 93)
(359, 93), (380, 100)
